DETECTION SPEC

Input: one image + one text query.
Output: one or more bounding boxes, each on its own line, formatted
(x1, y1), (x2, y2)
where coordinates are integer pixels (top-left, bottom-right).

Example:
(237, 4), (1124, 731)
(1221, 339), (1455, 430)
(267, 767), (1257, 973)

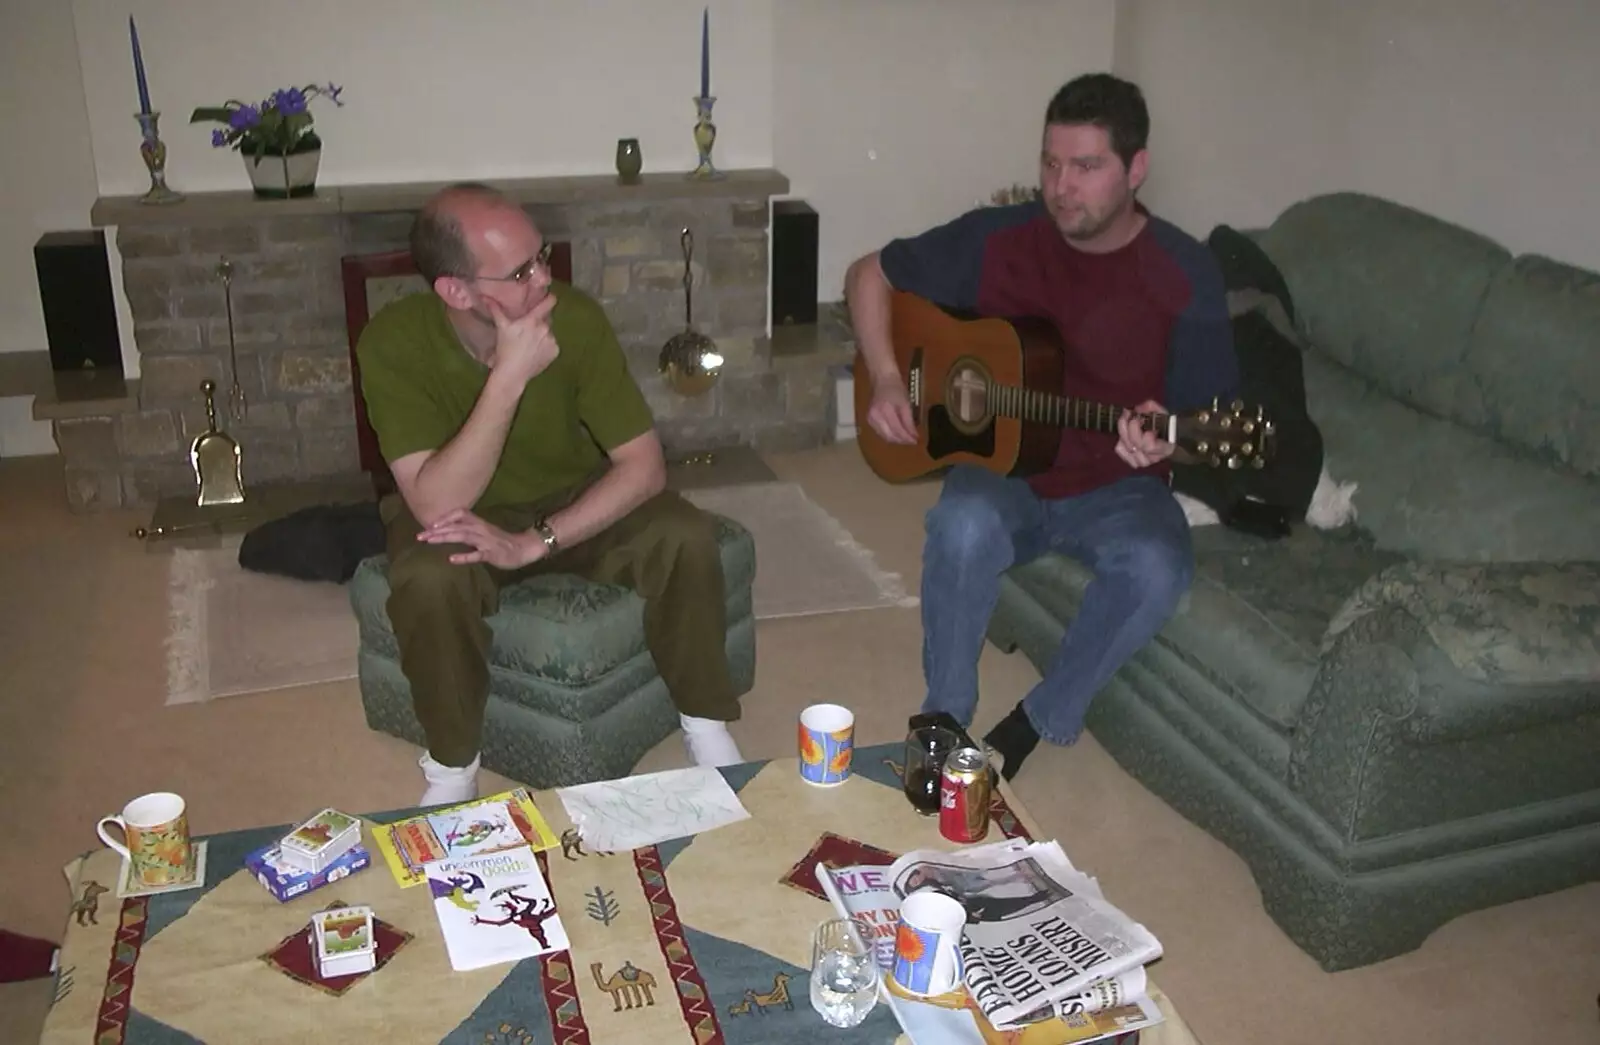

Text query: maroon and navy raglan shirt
(878, 199), (1239, 500)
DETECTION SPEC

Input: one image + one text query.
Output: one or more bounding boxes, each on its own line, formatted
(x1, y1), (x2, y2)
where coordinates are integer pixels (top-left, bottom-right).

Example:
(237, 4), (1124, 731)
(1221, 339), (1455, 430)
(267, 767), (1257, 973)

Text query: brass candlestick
(134, 112), (184, 205)
(687, 96), (725, 181)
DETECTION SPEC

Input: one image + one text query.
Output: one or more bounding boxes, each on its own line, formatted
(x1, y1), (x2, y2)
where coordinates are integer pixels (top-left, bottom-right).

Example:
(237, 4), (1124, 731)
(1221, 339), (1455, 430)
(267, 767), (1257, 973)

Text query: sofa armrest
(1286, 560), (1600, 840)
(1322, 559), (1600, 719)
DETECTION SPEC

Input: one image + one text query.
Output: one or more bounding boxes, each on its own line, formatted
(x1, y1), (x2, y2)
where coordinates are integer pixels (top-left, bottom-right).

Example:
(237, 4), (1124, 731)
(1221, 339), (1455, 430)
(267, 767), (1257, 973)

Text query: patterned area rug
(163, 481), (915, 705)
(41, 742), (1197, 1045)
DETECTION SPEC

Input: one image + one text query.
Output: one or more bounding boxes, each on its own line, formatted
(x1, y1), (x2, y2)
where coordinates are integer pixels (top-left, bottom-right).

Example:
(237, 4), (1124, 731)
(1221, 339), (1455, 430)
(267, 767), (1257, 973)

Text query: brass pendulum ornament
(657, 228), (723, 397)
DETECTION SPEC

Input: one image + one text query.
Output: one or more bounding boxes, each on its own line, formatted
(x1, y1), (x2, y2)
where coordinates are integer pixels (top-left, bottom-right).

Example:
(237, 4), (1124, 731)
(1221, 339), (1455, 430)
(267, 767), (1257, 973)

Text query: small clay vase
(615, 138), (643, 184)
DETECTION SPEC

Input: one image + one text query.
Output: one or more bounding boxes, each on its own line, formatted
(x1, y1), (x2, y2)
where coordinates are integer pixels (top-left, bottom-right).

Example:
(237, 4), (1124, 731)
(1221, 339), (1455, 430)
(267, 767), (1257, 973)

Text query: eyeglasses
(470, 242), (554, 286)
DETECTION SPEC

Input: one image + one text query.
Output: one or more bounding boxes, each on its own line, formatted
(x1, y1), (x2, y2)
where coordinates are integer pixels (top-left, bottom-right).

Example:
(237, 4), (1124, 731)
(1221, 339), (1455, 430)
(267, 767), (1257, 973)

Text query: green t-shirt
(355, 282), (654, 510)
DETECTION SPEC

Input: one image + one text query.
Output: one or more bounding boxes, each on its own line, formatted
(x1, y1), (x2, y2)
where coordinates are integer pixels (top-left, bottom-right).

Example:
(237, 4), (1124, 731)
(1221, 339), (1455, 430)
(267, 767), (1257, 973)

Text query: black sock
(983, 704), (1040, 781)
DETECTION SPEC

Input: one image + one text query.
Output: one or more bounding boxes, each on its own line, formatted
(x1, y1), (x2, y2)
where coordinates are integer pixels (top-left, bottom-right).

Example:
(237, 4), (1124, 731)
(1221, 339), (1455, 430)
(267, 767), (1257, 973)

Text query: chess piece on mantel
(658, 228), (722, 397)
(191, 378), (246, 507)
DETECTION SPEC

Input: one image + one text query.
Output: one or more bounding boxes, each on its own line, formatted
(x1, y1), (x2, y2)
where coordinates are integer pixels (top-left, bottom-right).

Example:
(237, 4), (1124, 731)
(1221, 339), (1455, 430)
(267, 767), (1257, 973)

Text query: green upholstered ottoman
(348, 513), (757, 789)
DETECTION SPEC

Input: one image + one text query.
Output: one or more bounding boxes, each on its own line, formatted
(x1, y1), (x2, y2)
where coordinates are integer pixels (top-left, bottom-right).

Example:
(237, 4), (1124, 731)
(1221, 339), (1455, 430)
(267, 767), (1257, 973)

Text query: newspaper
(818, 837), (1164, 1039)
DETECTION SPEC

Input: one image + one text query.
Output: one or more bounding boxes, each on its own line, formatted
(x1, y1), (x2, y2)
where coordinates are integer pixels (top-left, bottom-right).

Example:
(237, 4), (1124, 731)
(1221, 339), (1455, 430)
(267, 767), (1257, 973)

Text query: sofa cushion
(1258, 192), (1510, 426)
(1457, 254), (1600, 479)
(1303, 349), (1600, 562)
(1004, 524), (1400, 731)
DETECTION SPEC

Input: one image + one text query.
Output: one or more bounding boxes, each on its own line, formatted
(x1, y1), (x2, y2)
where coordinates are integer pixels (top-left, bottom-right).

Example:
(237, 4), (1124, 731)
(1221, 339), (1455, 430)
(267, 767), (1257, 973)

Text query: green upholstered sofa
(349, 512), (757, 790)
(986, 192), (1600, 970)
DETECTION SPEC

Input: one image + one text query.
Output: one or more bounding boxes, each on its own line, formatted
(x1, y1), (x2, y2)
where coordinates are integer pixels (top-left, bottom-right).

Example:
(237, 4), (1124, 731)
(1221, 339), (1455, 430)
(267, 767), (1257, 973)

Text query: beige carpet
(4, 447), (1597, 1045)
(683, 480), (917, 619)
(164, 536), (358, 706)
(162, 480), (914, 705)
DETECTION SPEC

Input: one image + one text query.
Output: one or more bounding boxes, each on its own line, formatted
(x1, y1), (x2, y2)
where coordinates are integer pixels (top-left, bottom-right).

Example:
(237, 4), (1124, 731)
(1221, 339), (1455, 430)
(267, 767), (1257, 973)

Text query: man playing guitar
(846, 73), (1240, 779)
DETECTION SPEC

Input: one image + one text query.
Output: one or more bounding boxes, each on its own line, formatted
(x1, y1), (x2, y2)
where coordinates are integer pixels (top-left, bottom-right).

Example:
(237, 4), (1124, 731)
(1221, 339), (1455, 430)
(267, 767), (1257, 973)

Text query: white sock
(679, 714), (743, 767)
(418, 751), (480, 807)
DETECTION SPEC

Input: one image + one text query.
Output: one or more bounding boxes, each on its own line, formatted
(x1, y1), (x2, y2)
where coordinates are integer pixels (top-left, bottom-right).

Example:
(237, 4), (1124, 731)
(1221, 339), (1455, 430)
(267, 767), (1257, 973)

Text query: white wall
(0, 0), (100, 455)
(774, 0), (1119, 298)
(1113, 0), (1600, 271)
(73, 0), (775, 196)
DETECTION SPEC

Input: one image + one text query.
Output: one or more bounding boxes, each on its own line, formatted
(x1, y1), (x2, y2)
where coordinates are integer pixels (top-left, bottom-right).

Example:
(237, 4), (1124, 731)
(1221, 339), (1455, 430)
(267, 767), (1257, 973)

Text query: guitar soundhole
(928, 406), (996, 461)
(944, 361), (991, 431)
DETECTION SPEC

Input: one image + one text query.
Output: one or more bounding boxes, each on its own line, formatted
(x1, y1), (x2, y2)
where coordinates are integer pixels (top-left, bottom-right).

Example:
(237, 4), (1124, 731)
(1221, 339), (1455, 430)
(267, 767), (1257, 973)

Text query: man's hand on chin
(417, 509), (545, 569)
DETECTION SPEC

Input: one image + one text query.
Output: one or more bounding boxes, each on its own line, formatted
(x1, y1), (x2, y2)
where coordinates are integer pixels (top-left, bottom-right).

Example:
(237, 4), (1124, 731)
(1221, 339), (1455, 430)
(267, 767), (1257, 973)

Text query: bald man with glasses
(356, 182), (745, 806)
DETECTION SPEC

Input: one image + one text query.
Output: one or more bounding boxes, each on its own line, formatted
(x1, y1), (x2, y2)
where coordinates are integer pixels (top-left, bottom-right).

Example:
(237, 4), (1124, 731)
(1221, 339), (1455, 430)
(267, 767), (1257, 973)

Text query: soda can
(938, 746), (991, 844)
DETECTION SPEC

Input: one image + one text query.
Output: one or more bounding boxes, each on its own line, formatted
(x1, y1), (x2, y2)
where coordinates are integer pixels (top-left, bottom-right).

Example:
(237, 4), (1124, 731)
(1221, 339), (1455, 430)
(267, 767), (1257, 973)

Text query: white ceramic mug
(891, 888), (967, 996)
(96, 792), (193, 887)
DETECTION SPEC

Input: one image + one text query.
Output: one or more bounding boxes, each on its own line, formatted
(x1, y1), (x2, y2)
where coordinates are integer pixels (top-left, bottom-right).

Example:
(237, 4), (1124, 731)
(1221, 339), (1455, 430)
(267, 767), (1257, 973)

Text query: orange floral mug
(96, 792), (193, 887)
(798, 703), (854, 787)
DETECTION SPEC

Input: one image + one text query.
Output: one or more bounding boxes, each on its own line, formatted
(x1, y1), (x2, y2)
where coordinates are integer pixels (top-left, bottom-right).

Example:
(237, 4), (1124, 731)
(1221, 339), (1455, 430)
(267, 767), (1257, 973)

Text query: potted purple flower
(191, 83), (344, 199)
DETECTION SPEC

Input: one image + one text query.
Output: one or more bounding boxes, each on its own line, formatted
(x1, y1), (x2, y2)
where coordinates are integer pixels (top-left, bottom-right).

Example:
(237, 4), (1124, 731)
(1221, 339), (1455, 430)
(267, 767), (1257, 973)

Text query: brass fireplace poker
(658, 228), (723, 397)
(216, 257), (247, 422)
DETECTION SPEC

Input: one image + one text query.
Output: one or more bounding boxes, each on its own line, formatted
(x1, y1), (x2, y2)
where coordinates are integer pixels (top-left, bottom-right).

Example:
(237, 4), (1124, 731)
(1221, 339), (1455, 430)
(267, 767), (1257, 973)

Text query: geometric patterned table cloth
(40, 742), (1202, 1044)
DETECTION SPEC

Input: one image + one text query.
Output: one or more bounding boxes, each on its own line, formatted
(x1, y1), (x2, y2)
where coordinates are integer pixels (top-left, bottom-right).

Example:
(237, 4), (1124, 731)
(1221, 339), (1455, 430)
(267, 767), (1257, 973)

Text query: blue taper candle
(700, 7), (710, 99)
(130, 16), (152, 114)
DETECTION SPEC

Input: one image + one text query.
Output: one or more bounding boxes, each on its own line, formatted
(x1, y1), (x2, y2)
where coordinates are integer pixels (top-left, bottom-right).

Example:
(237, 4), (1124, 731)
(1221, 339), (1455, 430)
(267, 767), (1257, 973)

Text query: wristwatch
(532, 518), (560, 554)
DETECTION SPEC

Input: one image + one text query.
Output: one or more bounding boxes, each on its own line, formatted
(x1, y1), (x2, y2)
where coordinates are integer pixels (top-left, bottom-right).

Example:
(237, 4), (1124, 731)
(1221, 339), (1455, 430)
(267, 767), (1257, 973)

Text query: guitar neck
(990, 382), (1172, 440)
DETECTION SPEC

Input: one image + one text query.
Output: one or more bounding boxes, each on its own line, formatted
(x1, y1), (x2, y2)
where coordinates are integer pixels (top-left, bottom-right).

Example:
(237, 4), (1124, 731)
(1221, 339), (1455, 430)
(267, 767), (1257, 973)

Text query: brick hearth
(38, 169), (847, 511)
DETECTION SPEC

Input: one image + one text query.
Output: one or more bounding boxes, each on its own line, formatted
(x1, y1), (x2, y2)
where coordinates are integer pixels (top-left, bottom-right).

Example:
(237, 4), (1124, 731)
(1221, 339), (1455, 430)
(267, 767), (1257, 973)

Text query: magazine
(425, 846), (570, 971)
(372, 789), (559, 888)
(818, 837), (1165, 1043)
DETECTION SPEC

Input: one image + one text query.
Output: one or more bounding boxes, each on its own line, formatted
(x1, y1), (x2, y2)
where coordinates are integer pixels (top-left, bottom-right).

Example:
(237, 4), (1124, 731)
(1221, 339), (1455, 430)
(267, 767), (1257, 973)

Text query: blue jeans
(920, 466), (1194, 744)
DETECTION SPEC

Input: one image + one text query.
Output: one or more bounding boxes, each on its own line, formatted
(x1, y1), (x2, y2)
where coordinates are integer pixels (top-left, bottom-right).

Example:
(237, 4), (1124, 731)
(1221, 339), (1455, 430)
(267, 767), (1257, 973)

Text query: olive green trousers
(381, 488), (739, 767)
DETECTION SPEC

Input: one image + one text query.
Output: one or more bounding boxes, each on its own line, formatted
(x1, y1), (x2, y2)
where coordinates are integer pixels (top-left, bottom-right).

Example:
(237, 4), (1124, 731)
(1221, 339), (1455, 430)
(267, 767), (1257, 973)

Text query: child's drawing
(556, 767), (751, 852)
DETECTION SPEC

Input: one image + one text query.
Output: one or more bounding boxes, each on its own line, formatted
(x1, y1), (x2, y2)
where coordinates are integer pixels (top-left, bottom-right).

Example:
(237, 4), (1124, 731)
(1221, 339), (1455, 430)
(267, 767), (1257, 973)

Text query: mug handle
(96, 816), (132, 862)
(934, 933), (966, 993)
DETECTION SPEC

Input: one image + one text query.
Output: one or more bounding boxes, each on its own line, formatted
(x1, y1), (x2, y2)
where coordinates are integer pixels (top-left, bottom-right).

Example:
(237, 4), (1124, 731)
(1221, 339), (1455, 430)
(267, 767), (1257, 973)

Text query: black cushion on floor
(238, 502), (385, 583)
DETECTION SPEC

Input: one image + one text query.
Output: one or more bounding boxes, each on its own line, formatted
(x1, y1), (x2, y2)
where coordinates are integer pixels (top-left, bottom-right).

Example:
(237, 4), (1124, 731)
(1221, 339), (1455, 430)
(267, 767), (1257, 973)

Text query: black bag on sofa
(1173, 227), (1324, 527)
(237, 502), (386, 583)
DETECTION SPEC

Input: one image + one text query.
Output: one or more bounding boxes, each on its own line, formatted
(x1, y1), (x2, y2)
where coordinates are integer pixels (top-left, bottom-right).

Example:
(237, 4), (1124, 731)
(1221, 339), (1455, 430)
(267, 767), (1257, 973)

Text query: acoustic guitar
(853, 292), (1275, 483)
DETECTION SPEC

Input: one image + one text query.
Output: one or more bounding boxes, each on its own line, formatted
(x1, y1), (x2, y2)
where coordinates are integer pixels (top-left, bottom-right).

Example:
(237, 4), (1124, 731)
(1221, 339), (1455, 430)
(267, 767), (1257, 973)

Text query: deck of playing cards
(310, 905), (377, 978)
(280, 808), (362, 874)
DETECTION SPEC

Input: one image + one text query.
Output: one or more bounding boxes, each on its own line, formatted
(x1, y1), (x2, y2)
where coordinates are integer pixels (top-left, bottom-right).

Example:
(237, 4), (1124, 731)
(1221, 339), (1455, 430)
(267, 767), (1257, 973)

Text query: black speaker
(771, 200), (819, 326)
(34, 229), (123, 374)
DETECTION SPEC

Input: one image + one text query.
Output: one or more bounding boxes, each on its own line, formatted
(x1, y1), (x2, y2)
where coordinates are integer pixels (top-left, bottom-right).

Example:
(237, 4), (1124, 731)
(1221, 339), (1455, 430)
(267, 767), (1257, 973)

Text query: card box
(279, 808), (362, 873)
(245, 840), (371, 903)
(310, 905), (376, 979)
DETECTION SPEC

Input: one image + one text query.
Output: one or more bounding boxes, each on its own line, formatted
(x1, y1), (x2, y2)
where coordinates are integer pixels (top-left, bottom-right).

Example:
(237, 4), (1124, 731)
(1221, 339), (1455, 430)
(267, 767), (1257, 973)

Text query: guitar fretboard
(990, 383), (1167, 436)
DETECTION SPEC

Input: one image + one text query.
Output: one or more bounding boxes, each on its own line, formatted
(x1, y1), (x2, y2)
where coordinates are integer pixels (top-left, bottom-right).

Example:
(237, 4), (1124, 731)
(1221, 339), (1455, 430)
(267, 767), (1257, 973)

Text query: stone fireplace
(39, 169), (846, 511)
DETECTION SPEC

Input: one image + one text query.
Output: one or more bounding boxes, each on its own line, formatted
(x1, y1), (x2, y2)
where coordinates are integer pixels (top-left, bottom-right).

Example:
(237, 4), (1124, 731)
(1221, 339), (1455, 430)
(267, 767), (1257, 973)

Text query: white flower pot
(243, 149), (321, 199)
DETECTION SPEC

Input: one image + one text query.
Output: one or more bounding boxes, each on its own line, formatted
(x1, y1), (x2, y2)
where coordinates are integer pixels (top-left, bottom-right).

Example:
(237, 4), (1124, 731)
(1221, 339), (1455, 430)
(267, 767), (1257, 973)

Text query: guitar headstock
(1172, 398), (1275, 470)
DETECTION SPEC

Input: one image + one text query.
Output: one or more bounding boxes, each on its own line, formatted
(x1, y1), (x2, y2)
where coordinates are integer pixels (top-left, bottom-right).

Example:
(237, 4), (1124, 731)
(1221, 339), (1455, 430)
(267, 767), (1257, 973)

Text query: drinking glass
(809, 917), (880, 1028)
(903, 725), (960, 816)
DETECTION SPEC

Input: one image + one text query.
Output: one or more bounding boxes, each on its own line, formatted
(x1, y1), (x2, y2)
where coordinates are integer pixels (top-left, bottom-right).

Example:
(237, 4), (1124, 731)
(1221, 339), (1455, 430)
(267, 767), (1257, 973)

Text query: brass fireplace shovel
(191, 378), (246, 506)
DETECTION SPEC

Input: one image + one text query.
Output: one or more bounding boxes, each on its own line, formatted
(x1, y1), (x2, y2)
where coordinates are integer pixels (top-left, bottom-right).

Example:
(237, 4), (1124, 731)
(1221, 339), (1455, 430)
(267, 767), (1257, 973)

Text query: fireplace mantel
(44, 166), (843, 512)
(91, 168), (790, 228)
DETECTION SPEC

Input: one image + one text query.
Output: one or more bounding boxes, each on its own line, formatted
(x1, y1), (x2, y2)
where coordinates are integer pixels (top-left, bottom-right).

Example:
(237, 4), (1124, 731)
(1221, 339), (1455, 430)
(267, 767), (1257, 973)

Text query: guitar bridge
(908, 346), (924, 423)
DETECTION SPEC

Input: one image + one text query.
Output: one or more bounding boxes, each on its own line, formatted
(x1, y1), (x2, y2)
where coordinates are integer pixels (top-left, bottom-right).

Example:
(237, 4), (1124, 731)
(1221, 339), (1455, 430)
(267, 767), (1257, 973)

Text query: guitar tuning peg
(1256, 404), (1265, 422)
(1211, 395), (1220, 412)
(1241, 442), (1253, 456)
(1218, 442), (1232, 455)
(1196, 440), (1210, 455)
(1227, 456), (1243, 470)
(1209, 455), (1221, 468)
(1251, 456), (1265, 469)
(1231, 398), (1245, 414)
